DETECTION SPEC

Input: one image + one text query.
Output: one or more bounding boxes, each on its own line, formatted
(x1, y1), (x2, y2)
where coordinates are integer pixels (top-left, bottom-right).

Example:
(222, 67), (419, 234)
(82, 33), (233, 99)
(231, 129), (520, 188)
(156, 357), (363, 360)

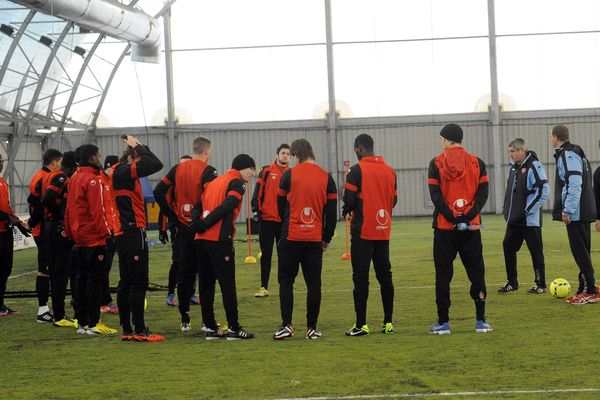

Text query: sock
(38, 305), (50, 315)
(36, 276), (50, 307)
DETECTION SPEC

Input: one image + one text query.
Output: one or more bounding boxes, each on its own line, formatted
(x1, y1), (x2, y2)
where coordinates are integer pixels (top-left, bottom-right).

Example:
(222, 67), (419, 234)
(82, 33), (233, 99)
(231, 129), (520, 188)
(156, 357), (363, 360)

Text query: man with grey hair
(498, 138), (549, 294)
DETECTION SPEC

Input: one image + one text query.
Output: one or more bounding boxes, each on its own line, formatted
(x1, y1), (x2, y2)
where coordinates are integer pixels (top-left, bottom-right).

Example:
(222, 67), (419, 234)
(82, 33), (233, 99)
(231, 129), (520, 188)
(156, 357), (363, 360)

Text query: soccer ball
(549, 278), (570, 298)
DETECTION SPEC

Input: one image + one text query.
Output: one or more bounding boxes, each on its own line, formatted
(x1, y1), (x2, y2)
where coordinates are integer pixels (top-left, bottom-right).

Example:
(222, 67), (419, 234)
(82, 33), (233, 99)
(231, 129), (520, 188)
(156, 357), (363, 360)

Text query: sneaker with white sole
(77, 326), (88, 334)
(527, 285), (546, 294)
(254, 287), (269, 297)
(475, 320), (493, 333)
(227, 326), (255, 340)
(497, 283), (518, 293)
(205, 326), (227, 341)
(273, 324), (295, 340)
(345, 324), (369, 337)
(428, 320), (451, 335)
(37, 311), (54, 324)
(305, 328), (322, 340)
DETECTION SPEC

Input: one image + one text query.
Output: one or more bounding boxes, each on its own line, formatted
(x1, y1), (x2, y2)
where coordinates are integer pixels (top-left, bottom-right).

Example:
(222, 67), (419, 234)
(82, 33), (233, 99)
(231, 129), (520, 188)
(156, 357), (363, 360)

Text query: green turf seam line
(274, 388), (600, 399)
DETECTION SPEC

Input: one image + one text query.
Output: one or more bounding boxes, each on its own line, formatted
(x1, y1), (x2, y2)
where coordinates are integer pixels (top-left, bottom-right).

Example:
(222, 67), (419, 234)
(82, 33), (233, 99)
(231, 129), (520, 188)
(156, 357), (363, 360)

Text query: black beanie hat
(440, 123), (463, 144)
(104, 155), (119, 170)
(61, 151), (77, 169)
(231, 154), (256, 171)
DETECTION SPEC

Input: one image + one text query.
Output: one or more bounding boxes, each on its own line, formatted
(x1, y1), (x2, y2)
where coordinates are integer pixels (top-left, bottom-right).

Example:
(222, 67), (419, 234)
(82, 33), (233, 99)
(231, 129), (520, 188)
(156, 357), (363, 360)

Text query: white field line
(273, 388), (600, 400)
(7, 270), (36, 279)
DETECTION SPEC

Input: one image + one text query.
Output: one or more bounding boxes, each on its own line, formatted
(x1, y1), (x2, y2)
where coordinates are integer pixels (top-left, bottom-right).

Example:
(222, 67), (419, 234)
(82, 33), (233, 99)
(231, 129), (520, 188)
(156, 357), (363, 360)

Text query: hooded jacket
(64, 163), (111, 247)
(552, 142), (596, 223)
(427, 147), (489, 230)
(503, 151), (549, 227)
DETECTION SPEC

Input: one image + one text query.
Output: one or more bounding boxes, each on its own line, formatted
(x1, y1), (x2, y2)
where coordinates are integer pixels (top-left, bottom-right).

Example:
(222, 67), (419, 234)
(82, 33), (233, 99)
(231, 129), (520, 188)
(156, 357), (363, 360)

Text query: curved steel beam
(4, 21), (75, 179)
(0, 9), (36, 87)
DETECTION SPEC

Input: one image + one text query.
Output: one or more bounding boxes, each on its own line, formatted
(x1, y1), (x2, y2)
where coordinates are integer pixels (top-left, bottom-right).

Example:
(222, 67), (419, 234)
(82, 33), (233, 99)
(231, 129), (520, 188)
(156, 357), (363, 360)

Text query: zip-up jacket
(99, 170), (117, 233)
(552, 142), (596, 223)
(28, 167), (50, 237)
(64, 164), (111, 247)
(111, 145), (163, 235)
(594, 166), (600, 220)
(41, 169), (68, 222)
(427, 147), (489, 230)
(195, 169), (246, 242)
(251, 161), (289, 222)
(277, 162), (337, 243)
(502, 151), (549, 227)
(0, 177), (17, 233)
(154, 159), (217, 225)
(342, 155), (397, 240)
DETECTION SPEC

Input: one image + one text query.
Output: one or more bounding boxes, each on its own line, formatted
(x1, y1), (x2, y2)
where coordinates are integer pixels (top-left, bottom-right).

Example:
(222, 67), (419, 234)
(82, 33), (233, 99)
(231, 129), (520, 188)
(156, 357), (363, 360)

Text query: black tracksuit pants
(502, 224), (546, 288)
(278, 239), (323, 329)
(45, 220), (74, 320)
(351, 237), (394, 327)
(433, 229), (487, 324)
(168, 225), (181, 295)
(101, 238), (116, 306)
(116, 228), (149, 334)
(566, 221), (596, 294)
(196, 239), (240, 331)
(259, 220), (281, 289)
(177, 225), (198, 320)
(0, 231), (14, 306)
(73, 245), (107, 328)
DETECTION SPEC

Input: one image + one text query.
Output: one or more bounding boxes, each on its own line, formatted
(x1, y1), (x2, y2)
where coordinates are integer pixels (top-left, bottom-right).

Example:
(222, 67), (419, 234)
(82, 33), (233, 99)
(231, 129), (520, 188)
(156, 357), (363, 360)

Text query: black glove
(159, 229), (168, 244)
(193, 219), (207, 234)
(15, 223), (31, 237)
(252, 211), (260, 222)
(342, 208), (351, 218)
(106, 236), (117, 253)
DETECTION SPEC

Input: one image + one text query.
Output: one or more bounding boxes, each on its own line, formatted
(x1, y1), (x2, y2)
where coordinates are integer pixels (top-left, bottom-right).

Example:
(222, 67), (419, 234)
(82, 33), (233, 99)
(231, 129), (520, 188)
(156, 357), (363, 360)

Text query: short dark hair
(192, 136), (211, 155)
(551, 125), (569, 142)
(354, 134), (374, 152)
(180, 155), (192, 160)
(290, 139), (315, 163)
(43, 149), (63, 166)
(119, 146), (136, 163)
(78, 144), (99, 163)
(276, 143), (290, 154)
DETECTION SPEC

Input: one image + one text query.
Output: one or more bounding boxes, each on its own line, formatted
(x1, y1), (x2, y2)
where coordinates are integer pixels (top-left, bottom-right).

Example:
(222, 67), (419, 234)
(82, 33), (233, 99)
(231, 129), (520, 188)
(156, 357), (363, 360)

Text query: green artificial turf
(2, 214), (600, 399)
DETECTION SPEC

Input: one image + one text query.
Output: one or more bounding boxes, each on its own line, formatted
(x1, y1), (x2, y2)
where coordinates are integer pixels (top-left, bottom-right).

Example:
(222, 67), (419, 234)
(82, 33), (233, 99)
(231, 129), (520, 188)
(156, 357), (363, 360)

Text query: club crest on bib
(452, 198), (469, 215)
(181, 203), (193, 219)
(375, 209), (390, 228)
(300, 207), (316, 225)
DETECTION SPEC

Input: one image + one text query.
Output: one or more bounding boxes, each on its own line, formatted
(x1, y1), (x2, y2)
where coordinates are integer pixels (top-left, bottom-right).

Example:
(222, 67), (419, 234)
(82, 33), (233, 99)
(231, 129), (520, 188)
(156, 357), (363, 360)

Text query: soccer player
(0, 153), (30, 317)
(99, 155), (119, 314)
(111, 135), (164, 341)
(342, 134), (396, 336)
(64, 144), (117, 335)
(194, 154), (257, 340)
(427, 124), (491, 335)
(28, 148), (62, 323)
(41, 151), (78, 327)
(273, 139), (337, 340)
(154, 136), (217, 332)
(156, 155), (196, 307)
(251, 143), (290, 297)
(550, 125), (598, 304)
(594, 141), (600, 234)
(498, 138), (550, 294)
